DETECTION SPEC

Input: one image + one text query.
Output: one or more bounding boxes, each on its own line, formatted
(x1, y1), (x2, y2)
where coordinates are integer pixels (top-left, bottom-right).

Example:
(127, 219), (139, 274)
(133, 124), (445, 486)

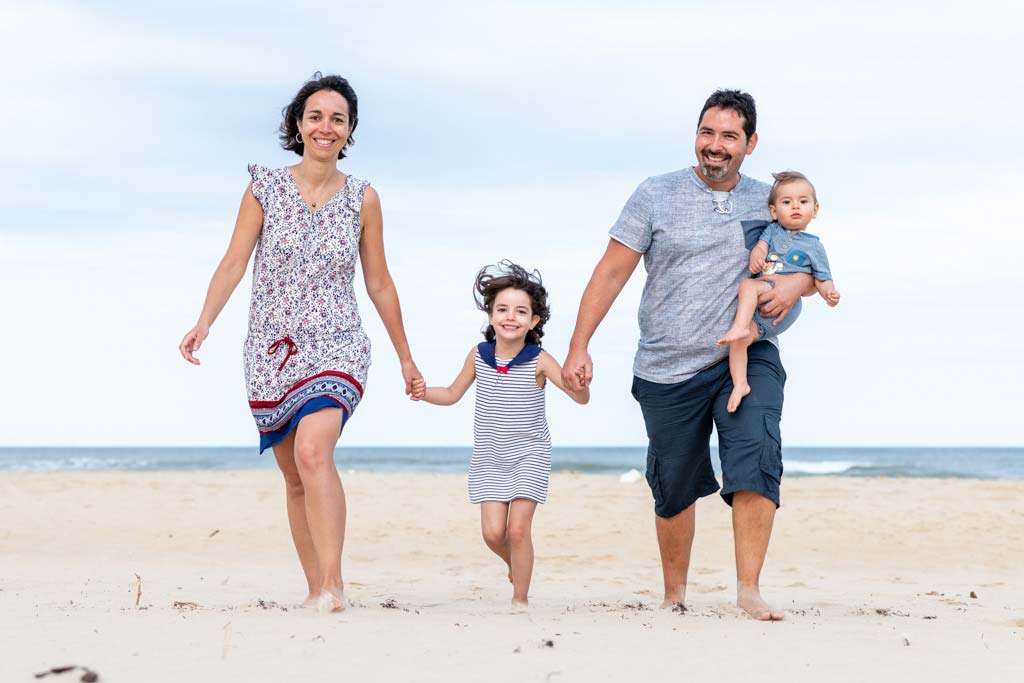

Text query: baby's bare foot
(727, 384), (751, 413)
(717, 325), (749, 346)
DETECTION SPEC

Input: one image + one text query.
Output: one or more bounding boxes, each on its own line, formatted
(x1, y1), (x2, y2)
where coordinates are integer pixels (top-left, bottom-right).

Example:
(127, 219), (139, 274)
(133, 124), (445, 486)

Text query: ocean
(0, 447), (1022, 479)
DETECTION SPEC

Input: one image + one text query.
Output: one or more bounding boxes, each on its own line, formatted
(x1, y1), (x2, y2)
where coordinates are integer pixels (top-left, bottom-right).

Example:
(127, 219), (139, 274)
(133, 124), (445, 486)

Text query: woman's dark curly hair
(474, 260), (550, 346)
(279, 72), (358, 159)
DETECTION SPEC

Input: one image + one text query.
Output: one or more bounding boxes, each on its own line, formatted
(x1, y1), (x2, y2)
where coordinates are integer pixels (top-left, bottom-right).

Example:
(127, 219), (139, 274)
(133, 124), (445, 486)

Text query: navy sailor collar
(477, 341), (542, 371)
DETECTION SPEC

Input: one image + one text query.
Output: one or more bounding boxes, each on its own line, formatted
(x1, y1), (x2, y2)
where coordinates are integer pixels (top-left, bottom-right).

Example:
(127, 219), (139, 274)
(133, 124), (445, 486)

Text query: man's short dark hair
(697, 90), (757, 140)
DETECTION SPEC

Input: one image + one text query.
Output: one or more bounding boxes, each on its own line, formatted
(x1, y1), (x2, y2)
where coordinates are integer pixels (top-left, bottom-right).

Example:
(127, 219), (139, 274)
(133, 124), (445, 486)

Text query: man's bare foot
(316, 587), (347, 614)
(737, 586), (784, 621)
(717, 325), (749, 346)
(511, 598), (529, 613)
(659, 586), (686, 610)
(727, 384), (751, 413)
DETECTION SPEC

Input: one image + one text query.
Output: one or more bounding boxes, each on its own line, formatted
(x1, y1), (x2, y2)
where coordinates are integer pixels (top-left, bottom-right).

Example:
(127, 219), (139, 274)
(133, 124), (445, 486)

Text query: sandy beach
(2, 471), (1021, 682)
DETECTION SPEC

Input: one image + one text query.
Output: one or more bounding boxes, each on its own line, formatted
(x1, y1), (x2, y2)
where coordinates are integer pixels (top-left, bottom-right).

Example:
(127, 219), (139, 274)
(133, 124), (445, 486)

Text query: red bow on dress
(268, 337), (298, 372)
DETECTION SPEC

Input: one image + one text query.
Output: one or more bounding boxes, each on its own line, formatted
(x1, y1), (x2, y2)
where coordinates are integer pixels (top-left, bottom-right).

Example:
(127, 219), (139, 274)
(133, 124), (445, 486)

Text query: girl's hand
(179, 322), (210, 365)
(401, 359), (423, 396)
(410, 378), (426, 401)
(825, 289), (841, 307)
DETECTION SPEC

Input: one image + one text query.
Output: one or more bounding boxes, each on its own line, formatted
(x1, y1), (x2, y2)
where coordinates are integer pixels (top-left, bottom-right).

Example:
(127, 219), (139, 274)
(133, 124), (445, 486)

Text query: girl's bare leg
(271, 433), (321, 603)
(507, 498), (538, 609)
(292, 408), (347, 612)
(725, 320), (760, 413)
(480, 502), (513, 581)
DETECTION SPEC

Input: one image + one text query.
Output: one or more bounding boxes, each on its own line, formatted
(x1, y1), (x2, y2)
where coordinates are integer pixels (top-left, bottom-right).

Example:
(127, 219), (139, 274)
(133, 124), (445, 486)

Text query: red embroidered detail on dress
(268, 337), (298, 372)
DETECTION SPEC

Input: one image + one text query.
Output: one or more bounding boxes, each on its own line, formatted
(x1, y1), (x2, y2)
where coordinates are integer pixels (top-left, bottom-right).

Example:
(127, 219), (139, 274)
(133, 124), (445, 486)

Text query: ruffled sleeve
(247, 163), (270, 208)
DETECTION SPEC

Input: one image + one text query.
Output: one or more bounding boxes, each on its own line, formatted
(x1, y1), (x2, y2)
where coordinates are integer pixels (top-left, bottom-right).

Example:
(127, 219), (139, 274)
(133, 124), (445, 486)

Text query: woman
(179, 73), (421, 613)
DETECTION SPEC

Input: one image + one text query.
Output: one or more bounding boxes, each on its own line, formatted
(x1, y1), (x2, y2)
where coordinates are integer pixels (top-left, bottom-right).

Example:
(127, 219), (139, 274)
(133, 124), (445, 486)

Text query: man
(561, 90), (811, 621)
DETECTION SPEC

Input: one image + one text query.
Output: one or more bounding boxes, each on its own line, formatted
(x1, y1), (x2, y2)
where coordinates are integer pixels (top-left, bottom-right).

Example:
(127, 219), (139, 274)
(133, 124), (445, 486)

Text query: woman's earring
(295, 132), (303, 144)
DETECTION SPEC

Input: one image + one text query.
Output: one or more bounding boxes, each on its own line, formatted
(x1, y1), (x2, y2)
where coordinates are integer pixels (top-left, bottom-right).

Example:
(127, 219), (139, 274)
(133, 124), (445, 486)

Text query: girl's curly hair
(474, 260), (550, 346)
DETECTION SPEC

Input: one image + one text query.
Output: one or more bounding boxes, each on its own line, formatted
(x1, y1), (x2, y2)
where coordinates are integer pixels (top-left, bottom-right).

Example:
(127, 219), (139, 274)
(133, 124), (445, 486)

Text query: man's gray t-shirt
(609, 167), (772, 384)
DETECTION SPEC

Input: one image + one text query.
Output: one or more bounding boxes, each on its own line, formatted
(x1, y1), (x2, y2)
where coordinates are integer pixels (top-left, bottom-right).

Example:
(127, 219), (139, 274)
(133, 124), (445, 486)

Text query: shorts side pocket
(645, 452), (665, 509)
(759, 414), (783, 485)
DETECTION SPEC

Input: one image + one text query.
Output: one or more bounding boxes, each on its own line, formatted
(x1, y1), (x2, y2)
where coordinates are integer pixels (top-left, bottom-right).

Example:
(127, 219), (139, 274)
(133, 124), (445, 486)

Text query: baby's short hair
(769, 171), (817, 206)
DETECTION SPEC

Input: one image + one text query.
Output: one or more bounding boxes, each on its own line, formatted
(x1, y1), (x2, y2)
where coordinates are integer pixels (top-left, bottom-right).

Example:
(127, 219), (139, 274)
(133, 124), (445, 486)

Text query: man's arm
(561, 239), (643, 389)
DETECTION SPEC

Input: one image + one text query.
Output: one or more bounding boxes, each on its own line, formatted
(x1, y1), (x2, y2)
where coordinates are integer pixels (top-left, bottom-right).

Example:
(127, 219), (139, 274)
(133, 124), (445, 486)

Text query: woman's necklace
(298, 172), (342, 210)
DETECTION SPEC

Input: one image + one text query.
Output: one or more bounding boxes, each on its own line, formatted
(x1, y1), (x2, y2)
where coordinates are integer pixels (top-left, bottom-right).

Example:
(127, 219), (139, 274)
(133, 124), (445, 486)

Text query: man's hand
(562, 346), (593, 389)
(758, 272), (813, 324)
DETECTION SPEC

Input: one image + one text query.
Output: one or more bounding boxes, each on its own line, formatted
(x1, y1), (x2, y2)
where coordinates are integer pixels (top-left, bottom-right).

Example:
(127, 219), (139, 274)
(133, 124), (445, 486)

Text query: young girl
(411, 261), (589, 610)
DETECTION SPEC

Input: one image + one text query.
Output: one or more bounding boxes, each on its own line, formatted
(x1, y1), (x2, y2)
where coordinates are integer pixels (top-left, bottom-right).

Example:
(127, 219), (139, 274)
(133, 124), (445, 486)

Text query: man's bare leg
(655, 503), (696, 608)
(732, 490), (784, 620)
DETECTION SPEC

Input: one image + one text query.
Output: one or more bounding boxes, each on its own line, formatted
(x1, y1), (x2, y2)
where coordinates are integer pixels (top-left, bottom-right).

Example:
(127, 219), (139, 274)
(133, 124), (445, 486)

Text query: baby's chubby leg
(717, 279), (775, 346)
(725, 320), (760, 413)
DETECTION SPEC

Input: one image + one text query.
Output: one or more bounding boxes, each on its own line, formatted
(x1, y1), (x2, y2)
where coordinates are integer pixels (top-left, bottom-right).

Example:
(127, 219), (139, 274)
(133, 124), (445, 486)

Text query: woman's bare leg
(271, 432), (321, 603)
(507, 498), (538, 609)
(291, 408), (347, 612)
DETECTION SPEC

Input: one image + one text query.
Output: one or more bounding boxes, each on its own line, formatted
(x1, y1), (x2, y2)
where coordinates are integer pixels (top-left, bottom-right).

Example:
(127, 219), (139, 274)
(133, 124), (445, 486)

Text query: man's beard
(700, 158), (730, 182)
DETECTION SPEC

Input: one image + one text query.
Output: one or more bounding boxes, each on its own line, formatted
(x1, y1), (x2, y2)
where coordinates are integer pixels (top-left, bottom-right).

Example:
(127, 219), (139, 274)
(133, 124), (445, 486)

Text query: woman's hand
(401, 359), (423, 396)
(179, 322), (210, 365)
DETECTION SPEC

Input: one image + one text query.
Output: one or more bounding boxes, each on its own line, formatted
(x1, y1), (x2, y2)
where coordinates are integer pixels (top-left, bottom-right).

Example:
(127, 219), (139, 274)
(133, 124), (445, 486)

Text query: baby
(717, 171), (840, 412)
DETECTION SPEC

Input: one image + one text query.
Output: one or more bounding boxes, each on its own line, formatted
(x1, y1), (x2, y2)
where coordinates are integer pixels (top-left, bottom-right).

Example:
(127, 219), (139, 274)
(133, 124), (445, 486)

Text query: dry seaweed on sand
(34, 665), (99, 681)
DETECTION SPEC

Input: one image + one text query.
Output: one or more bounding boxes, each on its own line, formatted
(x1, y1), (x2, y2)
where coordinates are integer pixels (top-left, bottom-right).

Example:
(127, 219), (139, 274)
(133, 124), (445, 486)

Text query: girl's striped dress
(469, 342), (552, 504)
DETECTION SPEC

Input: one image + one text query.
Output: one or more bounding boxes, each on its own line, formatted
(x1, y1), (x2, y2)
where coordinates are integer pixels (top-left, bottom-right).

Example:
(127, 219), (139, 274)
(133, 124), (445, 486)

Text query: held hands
(401, 359), (424, 399)
(410, 377), (426, 401)
(561, 347), (593, 390)
(179, 322), (210, 365)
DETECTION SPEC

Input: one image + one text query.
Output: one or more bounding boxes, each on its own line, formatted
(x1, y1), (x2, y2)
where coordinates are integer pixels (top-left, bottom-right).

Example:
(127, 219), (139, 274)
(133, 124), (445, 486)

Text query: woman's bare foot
(316, 587), (347, 614)
(511, 598), (529, 613)
(737, 586), (784, 621)
(726, 383), (751, 413)
(301, 593), (318, 608)
(717, 325), (749, 346)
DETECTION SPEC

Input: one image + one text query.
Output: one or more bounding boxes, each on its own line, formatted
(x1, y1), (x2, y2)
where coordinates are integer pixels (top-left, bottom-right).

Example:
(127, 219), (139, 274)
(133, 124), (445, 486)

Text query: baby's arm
(749, 240), (769, 274)
(537, 351), (590, 405)
(815, 279), (840, 307)
(415, 347), (477, 405)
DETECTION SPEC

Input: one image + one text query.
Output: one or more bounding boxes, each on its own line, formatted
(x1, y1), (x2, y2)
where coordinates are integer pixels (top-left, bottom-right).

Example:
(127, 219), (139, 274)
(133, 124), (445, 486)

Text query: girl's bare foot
(727, 383), (751, 413)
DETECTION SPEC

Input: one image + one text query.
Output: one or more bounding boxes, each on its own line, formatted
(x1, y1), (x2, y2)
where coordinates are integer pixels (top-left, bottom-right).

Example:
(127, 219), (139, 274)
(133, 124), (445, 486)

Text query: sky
(1, 0), (1021, 447)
